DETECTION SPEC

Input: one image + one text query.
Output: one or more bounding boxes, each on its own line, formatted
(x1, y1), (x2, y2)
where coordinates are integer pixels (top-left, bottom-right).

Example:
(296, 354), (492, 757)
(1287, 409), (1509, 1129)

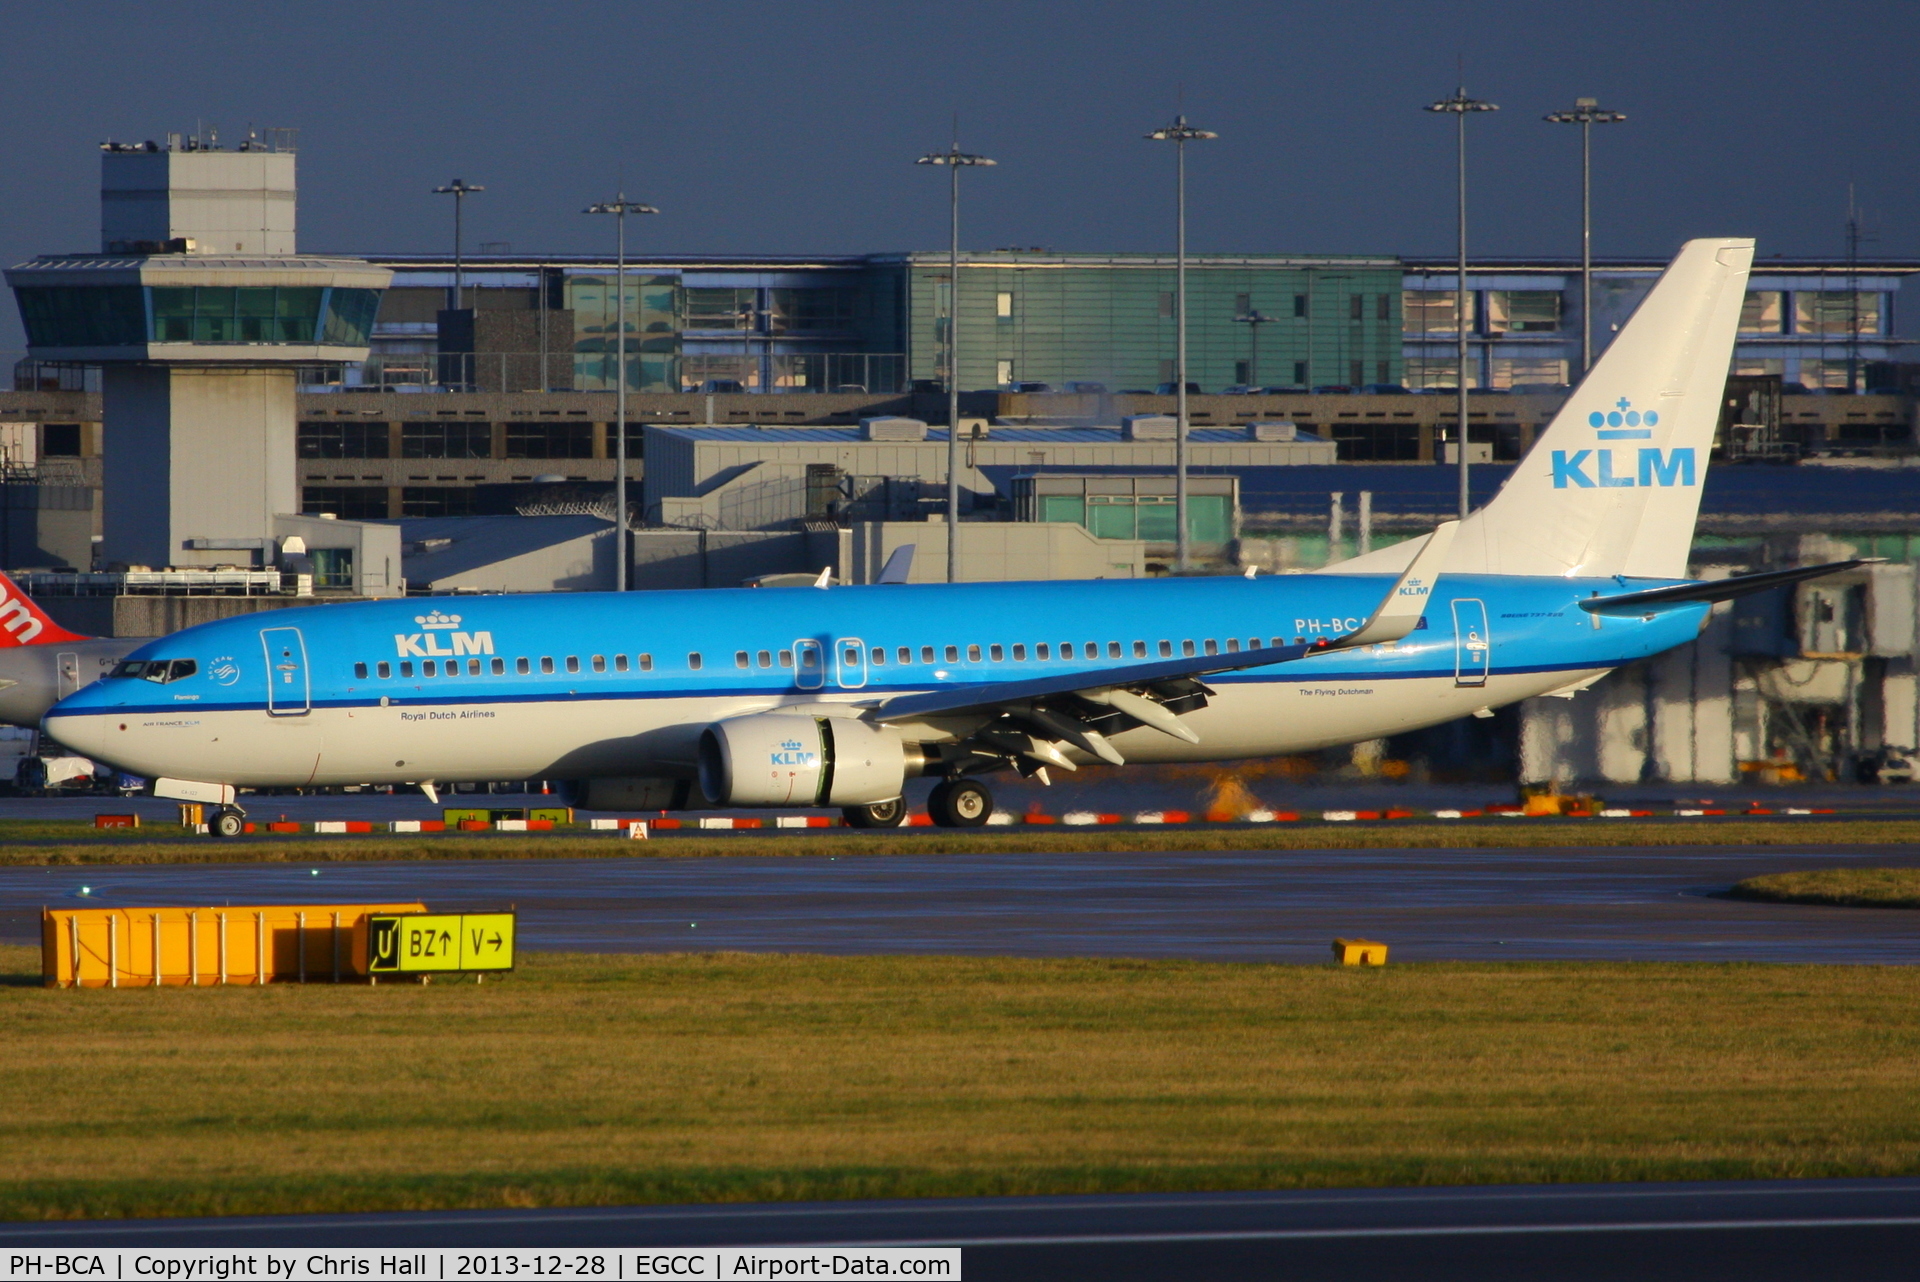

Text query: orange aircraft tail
(0, 571), (88, 646)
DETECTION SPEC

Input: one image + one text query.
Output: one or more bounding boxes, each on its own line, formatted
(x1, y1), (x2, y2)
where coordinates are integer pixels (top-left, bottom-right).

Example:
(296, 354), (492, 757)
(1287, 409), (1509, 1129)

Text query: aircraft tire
(928, 779), (992, 828)
(842, 797), (907, 828)
(210, 808), (245, 838)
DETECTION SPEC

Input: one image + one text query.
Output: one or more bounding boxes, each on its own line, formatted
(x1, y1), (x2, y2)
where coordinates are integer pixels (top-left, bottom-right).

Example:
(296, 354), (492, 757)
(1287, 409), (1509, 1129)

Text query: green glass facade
(14, 285), (381, 349)
(902, 256), (1404, 390)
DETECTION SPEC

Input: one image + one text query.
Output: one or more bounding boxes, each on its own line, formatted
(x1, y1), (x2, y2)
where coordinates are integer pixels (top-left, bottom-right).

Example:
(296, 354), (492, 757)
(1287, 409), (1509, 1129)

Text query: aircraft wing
(868, 523), (1455, 764)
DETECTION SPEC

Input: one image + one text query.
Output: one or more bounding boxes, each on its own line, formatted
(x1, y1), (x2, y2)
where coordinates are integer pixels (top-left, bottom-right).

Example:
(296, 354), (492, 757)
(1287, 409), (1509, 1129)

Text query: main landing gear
(841, 797), (908, 828)
(928, 778), (993, 828)
(208, 806), (247, 838)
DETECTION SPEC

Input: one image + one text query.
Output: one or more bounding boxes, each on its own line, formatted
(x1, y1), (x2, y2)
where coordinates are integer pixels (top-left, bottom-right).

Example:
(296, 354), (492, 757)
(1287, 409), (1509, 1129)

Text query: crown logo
(416, 611), (463, 630)
(1588, 397), (1658, 432)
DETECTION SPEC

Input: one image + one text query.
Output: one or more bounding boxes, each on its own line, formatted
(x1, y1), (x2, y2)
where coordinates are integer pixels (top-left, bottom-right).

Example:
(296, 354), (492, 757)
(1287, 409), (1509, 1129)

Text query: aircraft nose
(42, 708), (107, 761)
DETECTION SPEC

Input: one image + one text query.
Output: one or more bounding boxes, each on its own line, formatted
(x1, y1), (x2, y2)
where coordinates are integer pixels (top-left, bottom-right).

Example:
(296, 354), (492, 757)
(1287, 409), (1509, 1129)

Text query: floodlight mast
(431, 179), (485, 311)
(584, 194), (660, 592)
(1545, 98), (1627, 376)
(1425, 88), (1497, 521)
(1146, 115), (1217, 572)
(916, 144), (997, 584)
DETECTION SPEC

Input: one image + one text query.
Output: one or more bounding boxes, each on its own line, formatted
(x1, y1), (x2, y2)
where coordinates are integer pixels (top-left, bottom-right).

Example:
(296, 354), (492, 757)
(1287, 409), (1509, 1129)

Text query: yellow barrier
(41, 903), (427, 988)
(1332, 938), (1389, 966)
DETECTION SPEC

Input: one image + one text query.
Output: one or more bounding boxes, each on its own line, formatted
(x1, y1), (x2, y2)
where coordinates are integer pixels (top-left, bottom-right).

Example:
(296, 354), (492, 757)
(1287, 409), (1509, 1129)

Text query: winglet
(1338, 521), (1457, 648)
(0, 571), (87, 647)
(876, 544), (916, 584)
(813, 566), (833, 590)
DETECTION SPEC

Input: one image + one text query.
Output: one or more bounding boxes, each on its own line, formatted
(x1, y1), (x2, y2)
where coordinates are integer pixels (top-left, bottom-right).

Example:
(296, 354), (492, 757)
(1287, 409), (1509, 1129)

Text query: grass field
(1733, 867), (1920, 909)
(4, 944), (1920, 1221)
(8, 817), (1920, 867)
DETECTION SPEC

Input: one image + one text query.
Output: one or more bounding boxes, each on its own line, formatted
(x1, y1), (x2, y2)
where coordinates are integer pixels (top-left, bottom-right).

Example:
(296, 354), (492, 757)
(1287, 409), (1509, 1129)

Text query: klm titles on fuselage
(1551, 397), (1697, 490)
(392, 611), (494, 658)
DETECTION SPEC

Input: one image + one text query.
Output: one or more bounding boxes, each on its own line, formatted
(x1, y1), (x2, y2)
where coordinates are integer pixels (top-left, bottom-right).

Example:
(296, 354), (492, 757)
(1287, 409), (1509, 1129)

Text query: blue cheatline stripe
(66, 660), (1609, 720)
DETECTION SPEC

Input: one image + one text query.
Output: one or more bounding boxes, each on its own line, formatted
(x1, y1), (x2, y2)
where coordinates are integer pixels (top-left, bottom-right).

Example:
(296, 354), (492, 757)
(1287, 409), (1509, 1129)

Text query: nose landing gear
(928, 778), (993, 828)
(842, 797), (908, 828)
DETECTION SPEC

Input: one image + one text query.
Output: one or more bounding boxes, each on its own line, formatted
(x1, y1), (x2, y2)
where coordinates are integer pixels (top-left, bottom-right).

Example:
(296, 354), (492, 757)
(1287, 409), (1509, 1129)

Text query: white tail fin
(1329, 237), (1753, 579)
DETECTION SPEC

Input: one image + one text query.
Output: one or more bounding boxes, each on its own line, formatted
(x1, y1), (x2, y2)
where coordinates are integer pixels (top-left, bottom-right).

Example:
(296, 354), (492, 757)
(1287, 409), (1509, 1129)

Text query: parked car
(830, 383), (869, 393)
(1154, 382), (1204, 395)
(1063, 381), (1108, 394)
(1003, 381), (1057, 393)
(1219, 385), (1261, 395)
(1259, 384), (1309, 394)
(694, 379), (747, 394)
(1310, 384), (1355, 395)
(909, 378), (946, 394)
(1359, 383), (1411, 395)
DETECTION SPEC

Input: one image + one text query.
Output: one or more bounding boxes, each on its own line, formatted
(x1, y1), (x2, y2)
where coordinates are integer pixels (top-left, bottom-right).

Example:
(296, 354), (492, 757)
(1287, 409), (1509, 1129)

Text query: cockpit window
(112, 659), (196, 683)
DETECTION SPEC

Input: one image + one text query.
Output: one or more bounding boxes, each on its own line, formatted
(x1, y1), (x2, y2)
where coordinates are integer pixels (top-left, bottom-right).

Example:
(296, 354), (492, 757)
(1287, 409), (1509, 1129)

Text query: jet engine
(698, 713), (916, 807)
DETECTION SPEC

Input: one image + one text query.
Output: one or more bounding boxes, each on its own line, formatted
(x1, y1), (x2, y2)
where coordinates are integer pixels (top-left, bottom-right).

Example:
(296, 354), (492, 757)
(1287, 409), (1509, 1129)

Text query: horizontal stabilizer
(1578, 559), (1878, 616)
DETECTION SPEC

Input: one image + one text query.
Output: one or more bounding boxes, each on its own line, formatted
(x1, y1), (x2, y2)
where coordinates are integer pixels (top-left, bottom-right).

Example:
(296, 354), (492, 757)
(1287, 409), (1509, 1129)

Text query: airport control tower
(5, 133), (391, 571)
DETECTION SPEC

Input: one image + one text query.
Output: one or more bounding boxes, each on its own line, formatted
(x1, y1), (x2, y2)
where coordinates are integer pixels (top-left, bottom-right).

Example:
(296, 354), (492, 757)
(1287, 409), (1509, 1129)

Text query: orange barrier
(42, 903), (426, 989)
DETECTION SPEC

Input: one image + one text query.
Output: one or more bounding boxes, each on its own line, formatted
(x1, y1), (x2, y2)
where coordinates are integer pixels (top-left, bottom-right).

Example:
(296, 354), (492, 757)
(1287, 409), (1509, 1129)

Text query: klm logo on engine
(769, 737), (818, 768)
(393, 610), (495, 658)
(1551, 396), (1695, 489)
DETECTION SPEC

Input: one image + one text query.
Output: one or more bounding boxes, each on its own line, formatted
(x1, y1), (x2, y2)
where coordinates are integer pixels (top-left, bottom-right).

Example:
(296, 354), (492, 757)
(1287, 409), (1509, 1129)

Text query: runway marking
(870, 1216), (1920, 1247)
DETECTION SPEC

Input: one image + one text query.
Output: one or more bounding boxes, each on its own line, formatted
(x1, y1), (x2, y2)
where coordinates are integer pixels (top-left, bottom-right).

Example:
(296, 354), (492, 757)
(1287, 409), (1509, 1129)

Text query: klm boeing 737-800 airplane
(42, 238), (1865, 835)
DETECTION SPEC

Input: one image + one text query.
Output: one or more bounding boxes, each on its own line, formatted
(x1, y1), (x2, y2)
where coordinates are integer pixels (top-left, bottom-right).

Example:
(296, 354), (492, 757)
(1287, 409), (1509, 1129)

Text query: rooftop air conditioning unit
(1121, 414), (1177, 441)
(1248, 421), (1298, 442)
(861, 416), (928, 442)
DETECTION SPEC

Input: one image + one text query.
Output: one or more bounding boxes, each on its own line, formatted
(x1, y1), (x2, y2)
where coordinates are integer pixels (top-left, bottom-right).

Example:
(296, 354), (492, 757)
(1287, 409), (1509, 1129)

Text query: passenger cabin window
(758, 650), (772, 669)
(688, 652), (703, 670)
(798, 649), (818, 670)
(967, 645), (982, 663)
(353, 663), (368, 680)
(566, 656), (580, 674)
(1012, 644), (1025, 661)
(377, 661), (391, 678)
(1108, 642), (1122, 658)
(945, 645), (959, 663)
(540, 657), (554, 674)
(615, 654), (630, 672)
(467, 658), (481, 676)
(400, 661), (414, 678)
(922, 646), (935, 663)
(779, 649), (793, 668)
(1181, 640), (1195, 656)
(517, 657), (531, 674)
(1036, 643), (1050, 660)
(1059, 642), (1074, 658)
(989, 645), (1004, 662)
(898, 647), (912, 664)
(1134, 641), (1147, 658)
(1158, 641), (1172, 657)
(871, 647), (886, 665)
(736, 651), (750, 669)
(592, 655), (606, 673)
(423, 660), (437, 676)
(639, 653), (654, 671)
(1226, 639), (1241, 652)
(491, 658), (505, 674)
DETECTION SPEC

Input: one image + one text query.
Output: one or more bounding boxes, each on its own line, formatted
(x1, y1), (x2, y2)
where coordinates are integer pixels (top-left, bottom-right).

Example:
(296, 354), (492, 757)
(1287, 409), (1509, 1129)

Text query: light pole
(1426, 87), (1496, 521)
(1147, 114), (1217, 572)
(916, 142), (996, 583)
(1545, 97), (1626, 376)
(1233, 309), (1277, 388)
(431, 179), (485, 311)
(584, 193), (659, 592)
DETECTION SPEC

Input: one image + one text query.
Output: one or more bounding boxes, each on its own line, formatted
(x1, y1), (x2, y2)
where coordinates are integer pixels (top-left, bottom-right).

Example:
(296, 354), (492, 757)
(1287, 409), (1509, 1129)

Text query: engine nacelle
(698, 714), (910, 808)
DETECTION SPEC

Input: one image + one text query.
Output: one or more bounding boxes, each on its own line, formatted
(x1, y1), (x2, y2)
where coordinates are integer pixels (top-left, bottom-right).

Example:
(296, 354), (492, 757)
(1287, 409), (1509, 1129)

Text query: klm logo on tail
(1552, 397), (1695, 490)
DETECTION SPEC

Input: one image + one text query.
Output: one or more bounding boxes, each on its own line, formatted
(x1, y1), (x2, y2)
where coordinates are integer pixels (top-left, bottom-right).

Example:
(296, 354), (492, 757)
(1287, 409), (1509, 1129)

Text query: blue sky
(2, 1), (1913, 294)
